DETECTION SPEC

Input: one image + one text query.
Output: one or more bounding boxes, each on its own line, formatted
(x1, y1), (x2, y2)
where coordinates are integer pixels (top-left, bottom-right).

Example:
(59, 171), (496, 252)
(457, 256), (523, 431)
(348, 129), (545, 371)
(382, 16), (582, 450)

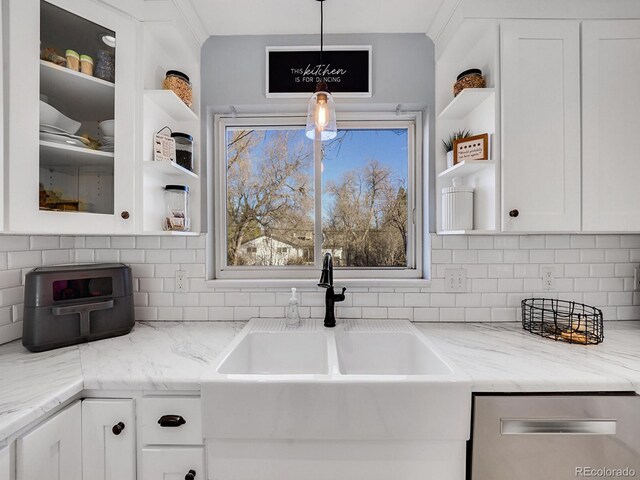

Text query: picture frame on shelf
(453, 133), (489, 164)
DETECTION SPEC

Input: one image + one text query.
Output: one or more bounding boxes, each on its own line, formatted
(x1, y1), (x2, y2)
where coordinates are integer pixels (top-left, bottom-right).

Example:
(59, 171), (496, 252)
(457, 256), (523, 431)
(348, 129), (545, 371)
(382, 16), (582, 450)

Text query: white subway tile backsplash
(183, 307), (209, 321)
(545, 235), (570, 249)
(352, 293), (378, 307)
(404, 293), (429, 307)
(171, 249), (196, 263)
(0, 228), (636, 343)
(0, 236), (29, 252)
(570, 235), (596, 249)
(494, 236), (519, 249)
(468, 236), (493, 249)
(452, 249), (478, 264)
(504, 250), (529, 263)
(95, 249), (120, 262)
(580, 249), (605, 263)
(605, 249), (630, 263)
(596, 235), (621, 248)
(110, 236), (136, 249)
(478, 250), (503, 264)
(442, 236), (467, 249)
(519, 235), (545, 249)
(8, 251), (42, 269)
(85, 236), (111, 248)
(41, 249), (72, 266)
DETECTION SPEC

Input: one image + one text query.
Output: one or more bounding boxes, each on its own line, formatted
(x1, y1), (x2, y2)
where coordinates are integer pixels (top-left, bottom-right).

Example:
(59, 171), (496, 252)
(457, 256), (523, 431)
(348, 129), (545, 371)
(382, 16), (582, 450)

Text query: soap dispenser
(286, 287), (301, 327)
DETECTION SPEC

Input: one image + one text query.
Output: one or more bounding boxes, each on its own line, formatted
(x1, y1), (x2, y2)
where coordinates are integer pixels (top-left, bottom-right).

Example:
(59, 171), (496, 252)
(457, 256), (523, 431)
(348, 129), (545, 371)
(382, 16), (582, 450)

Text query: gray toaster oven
(23, 263), (134, 352)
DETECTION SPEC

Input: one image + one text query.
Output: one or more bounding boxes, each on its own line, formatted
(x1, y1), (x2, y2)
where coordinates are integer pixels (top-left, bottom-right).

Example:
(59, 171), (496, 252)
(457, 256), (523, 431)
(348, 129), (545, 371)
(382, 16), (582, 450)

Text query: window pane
(322, 129), (409, 268)
(226, 128), (314, 266)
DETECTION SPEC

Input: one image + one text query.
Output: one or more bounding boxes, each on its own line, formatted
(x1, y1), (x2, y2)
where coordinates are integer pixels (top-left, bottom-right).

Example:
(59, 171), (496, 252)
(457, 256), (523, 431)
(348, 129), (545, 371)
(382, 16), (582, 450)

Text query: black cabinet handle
(185, 469), (196, 480)
(158, 415), (186, 427)
(112, 422), (125, 435)
(121, 211), (130, 219)
(509, 209), (519, 218)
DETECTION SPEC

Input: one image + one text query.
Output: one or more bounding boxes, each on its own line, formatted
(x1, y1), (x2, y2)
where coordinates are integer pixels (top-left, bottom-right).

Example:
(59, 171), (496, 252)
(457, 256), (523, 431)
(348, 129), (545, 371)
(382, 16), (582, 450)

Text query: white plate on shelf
(40, 131), (90, 148)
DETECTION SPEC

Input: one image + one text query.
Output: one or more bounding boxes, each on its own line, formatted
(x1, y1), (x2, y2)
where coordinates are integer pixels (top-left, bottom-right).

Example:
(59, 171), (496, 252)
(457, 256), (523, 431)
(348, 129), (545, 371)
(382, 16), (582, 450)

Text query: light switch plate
(445, 268), (467, 293)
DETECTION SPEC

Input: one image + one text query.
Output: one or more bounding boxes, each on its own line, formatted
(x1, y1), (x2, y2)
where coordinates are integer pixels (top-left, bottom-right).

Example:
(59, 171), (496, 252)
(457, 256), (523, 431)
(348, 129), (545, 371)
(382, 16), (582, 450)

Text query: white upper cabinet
(501, 20), (581, 232)
(6, 0), (137, 234)
(582, 20), (640, 232)
(17, 402), (81, 480)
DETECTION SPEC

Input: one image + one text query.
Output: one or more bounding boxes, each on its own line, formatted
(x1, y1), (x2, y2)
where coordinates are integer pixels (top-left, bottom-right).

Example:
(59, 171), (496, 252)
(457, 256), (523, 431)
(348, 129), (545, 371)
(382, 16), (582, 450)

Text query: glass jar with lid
(164, 185), (190, 232)
(163, 70), (193, 107)
(171, 132), (194, 172)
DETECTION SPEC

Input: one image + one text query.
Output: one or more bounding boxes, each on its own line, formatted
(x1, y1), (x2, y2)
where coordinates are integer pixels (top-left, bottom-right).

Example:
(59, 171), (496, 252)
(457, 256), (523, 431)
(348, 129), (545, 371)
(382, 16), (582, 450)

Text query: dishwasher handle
(501, 419), (617, 435)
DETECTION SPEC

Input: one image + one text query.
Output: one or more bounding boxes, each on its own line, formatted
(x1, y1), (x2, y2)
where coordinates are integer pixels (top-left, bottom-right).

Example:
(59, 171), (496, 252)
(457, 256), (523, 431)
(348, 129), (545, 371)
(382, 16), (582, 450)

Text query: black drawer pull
(112, 422), (125, 435)
(509, 209), (519, 218)
(185, 469), (196, 480)
(158, 414), (186, 427)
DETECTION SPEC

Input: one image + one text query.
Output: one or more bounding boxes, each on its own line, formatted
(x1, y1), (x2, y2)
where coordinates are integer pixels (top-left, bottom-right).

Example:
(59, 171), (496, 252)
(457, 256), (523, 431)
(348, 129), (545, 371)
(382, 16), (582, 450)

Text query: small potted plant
(442, 129), (472, 169)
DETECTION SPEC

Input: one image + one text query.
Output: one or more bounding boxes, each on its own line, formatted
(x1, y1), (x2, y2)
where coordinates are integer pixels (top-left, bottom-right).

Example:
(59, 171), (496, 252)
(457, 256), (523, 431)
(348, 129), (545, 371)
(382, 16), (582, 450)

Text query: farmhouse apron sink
(201, 318), (471, 480)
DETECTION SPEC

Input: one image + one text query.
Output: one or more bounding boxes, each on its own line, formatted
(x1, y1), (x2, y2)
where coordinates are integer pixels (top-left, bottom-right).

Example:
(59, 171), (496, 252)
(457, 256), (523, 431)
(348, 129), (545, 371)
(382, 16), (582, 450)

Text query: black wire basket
(521, 298), (604, 345)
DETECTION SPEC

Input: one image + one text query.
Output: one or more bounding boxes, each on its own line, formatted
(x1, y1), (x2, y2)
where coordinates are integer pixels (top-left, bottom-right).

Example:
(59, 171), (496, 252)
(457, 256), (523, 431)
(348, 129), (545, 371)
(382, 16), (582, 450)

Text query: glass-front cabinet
(7, 0), (136, 234)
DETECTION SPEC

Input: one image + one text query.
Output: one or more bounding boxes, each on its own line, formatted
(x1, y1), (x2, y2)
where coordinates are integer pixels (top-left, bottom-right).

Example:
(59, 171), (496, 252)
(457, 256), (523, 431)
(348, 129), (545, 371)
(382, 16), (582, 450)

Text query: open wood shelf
(437, 88), (495, 120)
(144, 160), (198, 179)
(438, 160), (495, 181)
(144, 90), (198, 122)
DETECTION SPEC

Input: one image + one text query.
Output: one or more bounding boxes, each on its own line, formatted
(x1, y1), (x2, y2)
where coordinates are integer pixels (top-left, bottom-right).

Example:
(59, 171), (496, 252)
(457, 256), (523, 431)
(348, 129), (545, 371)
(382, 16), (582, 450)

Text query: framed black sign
(266, 46), (372, 98)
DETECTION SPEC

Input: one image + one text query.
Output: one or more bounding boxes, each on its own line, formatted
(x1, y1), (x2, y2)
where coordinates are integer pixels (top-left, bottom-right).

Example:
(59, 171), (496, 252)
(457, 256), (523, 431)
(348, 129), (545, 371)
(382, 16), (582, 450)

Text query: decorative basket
(521, 298), (604, 345)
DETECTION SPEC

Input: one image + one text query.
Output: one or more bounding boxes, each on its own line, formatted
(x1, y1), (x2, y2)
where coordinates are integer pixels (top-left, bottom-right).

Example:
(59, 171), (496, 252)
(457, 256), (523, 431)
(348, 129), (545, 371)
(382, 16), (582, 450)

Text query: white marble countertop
(1, 320), (639, 444)
(416, 322), (640, 393)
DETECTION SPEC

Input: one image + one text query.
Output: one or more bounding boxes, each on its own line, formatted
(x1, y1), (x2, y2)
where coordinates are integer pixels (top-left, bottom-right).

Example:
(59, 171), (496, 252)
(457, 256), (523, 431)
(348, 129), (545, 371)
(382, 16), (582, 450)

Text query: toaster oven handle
(52, 299), (115, 337)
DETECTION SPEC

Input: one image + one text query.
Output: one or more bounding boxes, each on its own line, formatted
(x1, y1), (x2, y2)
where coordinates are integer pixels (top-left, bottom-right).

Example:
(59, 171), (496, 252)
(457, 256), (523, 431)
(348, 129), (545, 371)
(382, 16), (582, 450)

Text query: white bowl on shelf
(39, 101), (81, 135)
(98, 119), (115, 137)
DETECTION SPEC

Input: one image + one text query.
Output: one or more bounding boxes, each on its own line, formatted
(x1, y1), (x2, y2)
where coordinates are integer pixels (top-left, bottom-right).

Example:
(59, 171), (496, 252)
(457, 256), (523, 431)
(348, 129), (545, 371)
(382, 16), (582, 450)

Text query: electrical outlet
(634, 268), (640, 291)
(541, 267), (555, 291)
(445, 268), (467, 292)
(175, 270), (187, 292)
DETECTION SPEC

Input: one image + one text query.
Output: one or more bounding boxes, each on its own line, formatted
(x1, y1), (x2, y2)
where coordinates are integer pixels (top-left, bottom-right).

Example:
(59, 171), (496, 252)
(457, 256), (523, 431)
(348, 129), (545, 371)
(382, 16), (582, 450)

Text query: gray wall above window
(200, 33), (436, 234)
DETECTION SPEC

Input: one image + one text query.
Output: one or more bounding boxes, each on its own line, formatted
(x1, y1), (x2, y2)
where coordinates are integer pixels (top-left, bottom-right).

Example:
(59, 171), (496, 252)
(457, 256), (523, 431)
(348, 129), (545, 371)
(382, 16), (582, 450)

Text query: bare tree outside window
(226, 128), (314, 266)
(224, 124), (411, 271)
(322, 129), (409, 268)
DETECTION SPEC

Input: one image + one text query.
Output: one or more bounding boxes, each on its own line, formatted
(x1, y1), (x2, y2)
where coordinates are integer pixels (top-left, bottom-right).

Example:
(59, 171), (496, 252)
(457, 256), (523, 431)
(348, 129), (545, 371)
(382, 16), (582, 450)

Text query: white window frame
(211, 112), (423, 282)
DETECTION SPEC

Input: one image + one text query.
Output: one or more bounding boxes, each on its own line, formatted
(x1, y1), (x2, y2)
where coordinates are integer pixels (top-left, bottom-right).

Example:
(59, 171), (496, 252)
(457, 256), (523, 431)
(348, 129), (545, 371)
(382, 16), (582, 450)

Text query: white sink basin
(202, 318), (471, 480)
(335, 331), (452, 375)
(218, 331), (328, 375)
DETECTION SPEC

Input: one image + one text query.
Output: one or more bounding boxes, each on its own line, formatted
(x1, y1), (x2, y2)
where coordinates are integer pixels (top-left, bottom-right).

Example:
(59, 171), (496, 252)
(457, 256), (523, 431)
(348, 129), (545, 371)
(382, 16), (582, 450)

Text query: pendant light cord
(320, 0), (324, 65)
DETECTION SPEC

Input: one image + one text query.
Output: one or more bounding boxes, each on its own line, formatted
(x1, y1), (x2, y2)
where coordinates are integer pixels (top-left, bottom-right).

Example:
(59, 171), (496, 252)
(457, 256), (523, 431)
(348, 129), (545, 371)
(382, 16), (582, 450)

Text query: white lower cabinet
(0, 446), (11, 480)
(82, 399), (135, 480)
(141, 447), (203, 480)
(16, 401), (82, 480)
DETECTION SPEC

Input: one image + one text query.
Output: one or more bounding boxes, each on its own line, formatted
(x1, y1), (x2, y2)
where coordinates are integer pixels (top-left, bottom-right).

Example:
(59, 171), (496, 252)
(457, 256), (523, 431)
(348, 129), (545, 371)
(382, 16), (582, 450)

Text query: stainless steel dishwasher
(470, 394), (640, 479)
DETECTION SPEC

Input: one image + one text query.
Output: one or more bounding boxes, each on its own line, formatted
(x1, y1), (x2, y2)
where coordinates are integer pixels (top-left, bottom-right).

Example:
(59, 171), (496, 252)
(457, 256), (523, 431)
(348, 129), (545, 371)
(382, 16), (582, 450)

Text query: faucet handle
(340, 287), (347, 295)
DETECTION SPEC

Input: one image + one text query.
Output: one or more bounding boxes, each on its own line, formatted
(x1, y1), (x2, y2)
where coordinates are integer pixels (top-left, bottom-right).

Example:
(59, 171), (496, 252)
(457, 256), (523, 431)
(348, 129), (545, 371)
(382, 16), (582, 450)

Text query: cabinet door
(16, 401), (81, 480)
(0, 446), (11, 480)
(501, 20), (581, 232)
(141, 447), (203, 480)
(582, 20), (640, 232)
(7, 0), (136, 234)
(82, 399), (135, 480)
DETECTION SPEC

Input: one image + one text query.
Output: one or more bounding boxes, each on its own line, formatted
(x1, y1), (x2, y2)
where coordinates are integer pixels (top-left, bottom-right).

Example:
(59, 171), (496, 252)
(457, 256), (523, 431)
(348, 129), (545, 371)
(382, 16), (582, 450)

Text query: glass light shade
(305, 90), (337, 141)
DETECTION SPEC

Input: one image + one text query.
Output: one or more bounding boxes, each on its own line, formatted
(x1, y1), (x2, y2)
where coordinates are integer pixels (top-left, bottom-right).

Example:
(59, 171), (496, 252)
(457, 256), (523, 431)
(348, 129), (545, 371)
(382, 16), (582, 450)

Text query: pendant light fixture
(305, 0), (337, 141)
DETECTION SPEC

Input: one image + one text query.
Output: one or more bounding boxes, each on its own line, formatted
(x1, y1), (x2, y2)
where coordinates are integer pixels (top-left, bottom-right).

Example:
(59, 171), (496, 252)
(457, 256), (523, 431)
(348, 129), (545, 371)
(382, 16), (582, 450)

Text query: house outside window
(213, 113), (423, 281)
